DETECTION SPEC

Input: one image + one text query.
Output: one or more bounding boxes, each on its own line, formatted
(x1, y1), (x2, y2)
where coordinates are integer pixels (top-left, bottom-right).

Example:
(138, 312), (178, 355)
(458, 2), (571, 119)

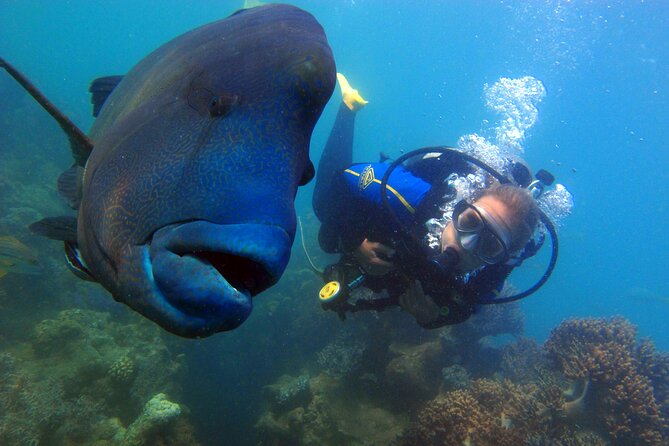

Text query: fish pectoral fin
(64, 241), (96, 282)
(89, 75), (123, 117)
(298, 160), (315, 186)
(57, 165), (85, 210)
(29, 216), (78, 243)
(0, 269), (6, 279)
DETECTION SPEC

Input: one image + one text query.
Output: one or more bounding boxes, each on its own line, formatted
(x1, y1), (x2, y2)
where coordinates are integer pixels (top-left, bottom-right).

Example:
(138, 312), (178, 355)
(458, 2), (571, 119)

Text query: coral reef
(316, 330), (367, 378)
(440, 364), (471, 391)
(264, 374), (312, 411)
(257, 313), (668, 446)
(500, 336), (552, 384)
(385, 340), (445, 402)
(108, 355), (135, 384)
(0, 309), (198, 446)
(256, 373), (408, 446)
(398, 378), (606, 446)
(439, 302), (525, 376)
(119, 393), (183, 446)
(545, 317), (669, 445)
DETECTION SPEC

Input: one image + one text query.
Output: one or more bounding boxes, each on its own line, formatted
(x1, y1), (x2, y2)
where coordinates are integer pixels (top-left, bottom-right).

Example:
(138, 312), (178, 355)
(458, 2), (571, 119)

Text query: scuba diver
(311, 74), (559, 328)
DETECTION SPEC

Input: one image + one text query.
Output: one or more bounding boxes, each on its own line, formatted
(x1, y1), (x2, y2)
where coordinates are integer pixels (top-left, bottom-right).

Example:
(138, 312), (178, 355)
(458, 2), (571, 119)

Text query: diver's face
(441, 196), (515, 272)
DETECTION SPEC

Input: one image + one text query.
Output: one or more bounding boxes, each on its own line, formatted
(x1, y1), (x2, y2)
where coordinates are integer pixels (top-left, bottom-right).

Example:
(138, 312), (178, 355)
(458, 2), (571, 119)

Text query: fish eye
(208, 94), (237, 118)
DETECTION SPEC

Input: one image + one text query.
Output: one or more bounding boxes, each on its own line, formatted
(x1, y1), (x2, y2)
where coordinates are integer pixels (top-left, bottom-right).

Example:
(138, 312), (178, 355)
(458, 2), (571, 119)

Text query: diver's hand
(353, 239), (395, 276)
(399, 281), (440, 326)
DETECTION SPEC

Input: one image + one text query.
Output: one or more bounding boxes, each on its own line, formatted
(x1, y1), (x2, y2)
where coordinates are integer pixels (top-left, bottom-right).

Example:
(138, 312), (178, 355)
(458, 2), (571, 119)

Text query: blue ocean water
(1, 1), (668, 444)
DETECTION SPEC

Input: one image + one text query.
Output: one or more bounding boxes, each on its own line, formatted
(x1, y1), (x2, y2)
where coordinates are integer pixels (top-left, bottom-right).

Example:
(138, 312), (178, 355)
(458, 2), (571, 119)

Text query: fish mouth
(146, 221), (291, 337)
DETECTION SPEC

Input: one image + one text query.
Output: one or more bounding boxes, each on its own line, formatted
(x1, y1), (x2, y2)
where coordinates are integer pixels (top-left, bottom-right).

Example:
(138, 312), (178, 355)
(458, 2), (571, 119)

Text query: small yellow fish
(0, 236), (43, 277)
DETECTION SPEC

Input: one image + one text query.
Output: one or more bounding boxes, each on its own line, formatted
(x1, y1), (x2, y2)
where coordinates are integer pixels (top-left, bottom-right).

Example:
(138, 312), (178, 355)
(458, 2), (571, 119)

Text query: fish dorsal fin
(57, 165), (85, 210)
(0, 57), (93, 166)
(89, 75), (123, 117)
(29, 216), (78, 243)
(64, 241), (96, 282)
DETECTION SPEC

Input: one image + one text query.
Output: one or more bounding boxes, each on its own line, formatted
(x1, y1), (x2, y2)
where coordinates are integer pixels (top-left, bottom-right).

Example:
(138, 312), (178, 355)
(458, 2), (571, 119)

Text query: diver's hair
(479, 183), (539, 252)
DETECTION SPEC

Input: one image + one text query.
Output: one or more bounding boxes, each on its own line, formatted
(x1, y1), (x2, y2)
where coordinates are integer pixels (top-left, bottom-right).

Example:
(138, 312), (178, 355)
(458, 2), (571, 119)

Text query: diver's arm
(353, 239), (395, 275)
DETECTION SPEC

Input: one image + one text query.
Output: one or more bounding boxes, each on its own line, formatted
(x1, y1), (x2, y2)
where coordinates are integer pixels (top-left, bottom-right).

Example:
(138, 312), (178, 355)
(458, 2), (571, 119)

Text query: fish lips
(147, 221), (291, 337)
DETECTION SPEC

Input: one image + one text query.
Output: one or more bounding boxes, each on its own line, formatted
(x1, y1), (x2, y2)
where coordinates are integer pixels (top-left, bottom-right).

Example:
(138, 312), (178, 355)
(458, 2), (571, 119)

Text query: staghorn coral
(545, 317), (669, 445)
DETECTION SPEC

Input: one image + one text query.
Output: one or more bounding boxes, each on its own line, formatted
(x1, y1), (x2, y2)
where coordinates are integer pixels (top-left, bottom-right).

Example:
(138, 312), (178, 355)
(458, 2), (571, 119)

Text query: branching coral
(500, 337), (549, 384)
(545, 317), (669, 445)
(399, 378), (606, 446)
(400, 379), (541, 446)
(635, 338), (669, 418)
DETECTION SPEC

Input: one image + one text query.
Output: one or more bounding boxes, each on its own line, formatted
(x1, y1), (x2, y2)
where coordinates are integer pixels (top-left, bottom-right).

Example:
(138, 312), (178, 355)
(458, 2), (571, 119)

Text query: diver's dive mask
(452, 199), (511, 265)
(379, 146), (560, 305)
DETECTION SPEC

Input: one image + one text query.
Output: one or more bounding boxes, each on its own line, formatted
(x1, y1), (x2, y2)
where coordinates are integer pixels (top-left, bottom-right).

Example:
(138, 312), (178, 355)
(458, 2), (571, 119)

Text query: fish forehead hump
(89, 4), (333, 141)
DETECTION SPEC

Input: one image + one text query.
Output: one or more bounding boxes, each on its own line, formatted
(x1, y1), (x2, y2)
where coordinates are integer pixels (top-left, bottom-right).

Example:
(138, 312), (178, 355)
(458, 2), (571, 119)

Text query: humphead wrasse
(1, 4), (336, 337)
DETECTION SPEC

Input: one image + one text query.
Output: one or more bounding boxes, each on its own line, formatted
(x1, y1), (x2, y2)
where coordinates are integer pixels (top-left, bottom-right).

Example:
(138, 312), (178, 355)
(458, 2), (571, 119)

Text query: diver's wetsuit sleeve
(317, 172), (373, 253)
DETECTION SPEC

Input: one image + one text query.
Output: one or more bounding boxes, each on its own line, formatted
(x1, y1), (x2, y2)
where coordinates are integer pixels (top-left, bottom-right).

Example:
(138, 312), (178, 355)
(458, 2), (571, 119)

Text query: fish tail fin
(89, 75), (123, 117)
(336, 73), (368, 112)
(0, 57), (93, 166)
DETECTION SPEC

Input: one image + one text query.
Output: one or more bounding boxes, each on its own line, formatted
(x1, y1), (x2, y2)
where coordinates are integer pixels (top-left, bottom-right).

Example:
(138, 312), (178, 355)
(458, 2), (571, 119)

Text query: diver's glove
(399, 280), (440, 326)
(337, 73), (368, 111)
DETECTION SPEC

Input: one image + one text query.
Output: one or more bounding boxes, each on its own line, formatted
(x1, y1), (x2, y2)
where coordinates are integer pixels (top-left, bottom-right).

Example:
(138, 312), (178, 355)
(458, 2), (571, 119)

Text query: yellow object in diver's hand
(337, 73), (368, 111)
(319, 280), (342, 303)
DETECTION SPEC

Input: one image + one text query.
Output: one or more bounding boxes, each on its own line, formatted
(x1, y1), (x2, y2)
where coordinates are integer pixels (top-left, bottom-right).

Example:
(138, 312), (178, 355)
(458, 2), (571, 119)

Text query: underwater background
(1, 1), (668, 445)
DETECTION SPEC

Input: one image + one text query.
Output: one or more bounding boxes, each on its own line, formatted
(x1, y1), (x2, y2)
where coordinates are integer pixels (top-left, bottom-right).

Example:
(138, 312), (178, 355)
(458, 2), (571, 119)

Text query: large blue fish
(1, 4), (335, 337)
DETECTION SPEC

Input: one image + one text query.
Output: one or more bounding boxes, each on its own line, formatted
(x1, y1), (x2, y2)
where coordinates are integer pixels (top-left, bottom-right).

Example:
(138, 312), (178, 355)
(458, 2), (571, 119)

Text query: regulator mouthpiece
(429, 247), (460, 276)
